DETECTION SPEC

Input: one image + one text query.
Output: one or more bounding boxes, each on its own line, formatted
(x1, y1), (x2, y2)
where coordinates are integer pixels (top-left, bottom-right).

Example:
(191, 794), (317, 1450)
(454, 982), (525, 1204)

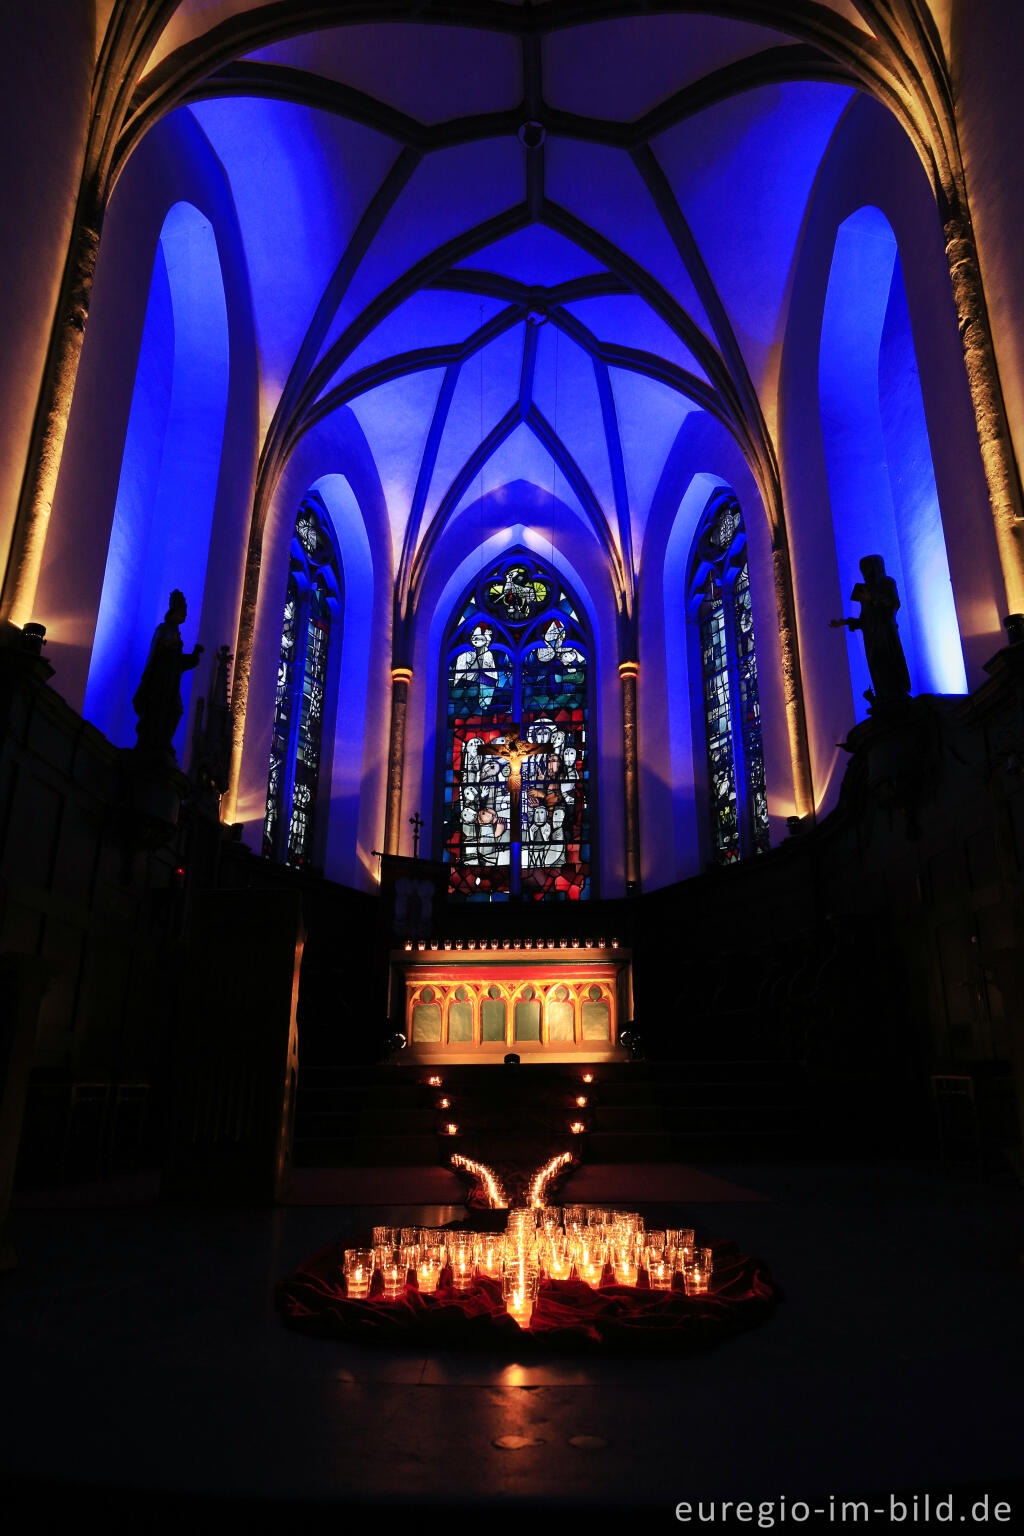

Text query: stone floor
(2, 1160), (1023, 1524)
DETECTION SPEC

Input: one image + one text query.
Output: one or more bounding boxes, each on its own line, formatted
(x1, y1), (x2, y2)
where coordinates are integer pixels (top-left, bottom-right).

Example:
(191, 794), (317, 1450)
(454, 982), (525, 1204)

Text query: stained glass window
(263, 502), (340, 868)
(442, 554), (591, 902)
(688, 497), (770, 863)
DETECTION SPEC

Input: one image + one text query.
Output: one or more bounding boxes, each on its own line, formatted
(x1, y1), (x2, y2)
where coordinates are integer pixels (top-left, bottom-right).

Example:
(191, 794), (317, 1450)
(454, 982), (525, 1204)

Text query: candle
(613, 1259), (638, 1286)
(417, 1259), (441, 1294)
(549, 1255), (571, 1280)
(648, 1260), (673, 1290)
(427, 1075), (442, 1088)
(350, 1266), (367, 1293)
(582, 1072), (594, 1084)
(444, 1122), (459, 1136)
(344, 1264), (370, 1299)
(438, 1097), (450, 1109)
(570, 1121), (585, 1135)
(452, 1255), (474, 1292)
(383, 1263), (405, 1300)
(575, 1095), (588, 1107)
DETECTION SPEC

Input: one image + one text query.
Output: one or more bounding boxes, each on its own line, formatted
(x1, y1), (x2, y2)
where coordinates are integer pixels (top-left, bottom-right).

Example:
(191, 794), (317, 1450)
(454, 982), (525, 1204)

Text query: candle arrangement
(345, 1207), (714, 1315)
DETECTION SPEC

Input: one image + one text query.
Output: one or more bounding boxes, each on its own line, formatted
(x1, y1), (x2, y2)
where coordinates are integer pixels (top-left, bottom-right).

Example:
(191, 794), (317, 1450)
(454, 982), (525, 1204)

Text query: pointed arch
(83, 200), (229, 752)
(440, 549), (594, 902)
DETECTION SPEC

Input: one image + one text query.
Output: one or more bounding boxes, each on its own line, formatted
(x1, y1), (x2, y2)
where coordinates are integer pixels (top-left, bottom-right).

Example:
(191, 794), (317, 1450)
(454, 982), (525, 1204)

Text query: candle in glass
(613, 1254), (638, 1286)
(683, 1261), (709, 1296)
(477, 1236), (505, 1278)
(343, 1249), (374, 1299)
(580, 1252), (604, 1287)
(382, 1262), (405, 1300)
(502, 1257), (539, 1327)
(417, 1256), (441, 1293)
(450, 1234), (476, 1292)
(647, 1255), (674, 1291)
(582, 1072), (594, 1084)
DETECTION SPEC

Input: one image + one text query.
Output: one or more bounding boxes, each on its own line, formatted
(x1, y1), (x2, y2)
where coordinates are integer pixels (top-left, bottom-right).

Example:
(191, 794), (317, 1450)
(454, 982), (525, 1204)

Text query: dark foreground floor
(2, 1160), (1023, 1529)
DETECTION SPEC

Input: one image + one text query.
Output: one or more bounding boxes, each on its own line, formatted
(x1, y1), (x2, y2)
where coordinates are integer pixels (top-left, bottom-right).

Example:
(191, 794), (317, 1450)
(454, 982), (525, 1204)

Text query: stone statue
(830, 555), (911, 708)
(133, 589), (203, 755)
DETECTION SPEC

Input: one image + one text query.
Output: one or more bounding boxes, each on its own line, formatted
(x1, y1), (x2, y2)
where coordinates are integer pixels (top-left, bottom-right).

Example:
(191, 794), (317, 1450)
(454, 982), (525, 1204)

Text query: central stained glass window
(443, 555), (591, 901)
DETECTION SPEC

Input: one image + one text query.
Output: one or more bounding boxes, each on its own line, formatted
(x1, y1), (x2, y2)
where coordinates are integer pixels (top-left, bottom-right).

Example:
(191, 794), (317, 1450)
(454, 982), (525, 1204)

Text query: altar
(391, 939), (632, 1063)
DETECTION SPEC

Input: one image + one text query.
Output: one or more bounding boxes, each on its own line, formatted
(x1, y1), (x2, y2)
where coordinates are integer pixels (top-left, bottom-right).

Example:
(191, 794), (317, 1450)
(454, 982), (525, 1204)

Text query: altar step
(291, 1059), (807, 1168)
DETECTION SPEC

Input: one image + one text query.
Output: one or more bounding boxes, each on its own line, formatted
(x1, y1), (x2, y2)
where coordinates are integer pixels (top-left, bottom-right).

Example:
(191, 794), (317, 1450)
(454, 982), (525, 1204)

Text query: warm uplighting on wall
(451, 1153), (507, 1208)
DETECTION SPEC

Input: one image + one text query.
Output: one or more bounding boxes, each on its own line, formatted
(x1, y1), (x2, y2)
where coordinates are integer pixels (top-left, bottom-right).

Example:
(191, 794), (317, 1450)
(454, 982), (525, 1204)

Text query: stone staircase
(292, 1058), (809, 1169)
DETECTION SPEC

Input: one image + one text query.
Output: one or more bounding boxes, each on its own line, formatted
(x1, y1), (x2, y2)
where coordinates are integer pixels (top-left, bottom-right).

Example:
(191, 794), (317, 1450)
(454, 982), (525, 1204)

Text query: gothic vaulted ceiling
(128, 3), (888, 615)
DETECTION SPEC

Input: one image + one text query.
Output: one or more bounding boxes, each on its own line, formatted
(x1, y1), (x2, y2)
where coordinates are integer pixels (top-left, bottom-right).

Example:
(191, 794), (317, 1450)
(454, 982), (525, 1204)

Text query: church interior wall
(34, 109), (260, 756)
(637, 414), (793, 885)
(3, 2), (1024, 1195)
(779, 91), (1001, 818)
(236, 409), (392, 889)
(406, 486), (626, 893)
(0, 1), (93, 580)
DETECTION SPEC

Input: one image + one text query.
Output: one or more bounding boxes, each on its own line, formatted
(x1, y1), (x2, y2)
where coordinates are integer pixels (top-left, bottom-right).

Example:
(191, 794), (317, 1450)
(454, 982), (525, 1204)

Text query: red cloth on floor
(276, 1235), (778, 1355)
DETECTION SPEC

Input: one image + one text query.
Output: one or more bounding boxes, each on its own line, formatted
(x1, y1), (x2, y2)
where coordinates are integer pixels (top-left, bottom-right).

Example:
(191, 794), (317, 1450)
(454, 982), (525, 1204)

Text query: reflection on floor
(2, 1162), (1023, 1519)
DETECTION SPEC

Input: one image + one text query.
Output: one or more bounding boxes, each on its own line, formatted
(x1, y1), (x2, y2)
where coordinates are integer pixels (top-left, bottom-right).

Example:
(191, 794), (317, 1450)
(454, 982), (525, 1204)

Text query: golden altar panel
(391, 944), (631, 1063)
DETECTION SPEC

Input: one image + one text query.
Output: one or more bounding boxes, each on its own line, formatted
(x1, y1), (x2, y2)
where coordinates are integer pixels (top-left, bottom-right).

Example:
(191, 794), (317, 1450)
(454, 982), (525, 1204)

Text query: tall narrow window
(263, 503), (340, 868)
(442, 554), (592, 902)
(688, 497), (769, 864)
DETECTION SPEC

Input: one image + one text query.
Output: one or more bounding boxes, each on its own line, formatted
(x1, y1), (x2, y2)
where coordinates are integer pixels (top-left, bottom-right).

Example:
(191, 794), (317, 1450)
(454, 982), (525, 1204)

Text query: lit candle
(383, 1264), (405, 1300)
(438, 1097), (450, 1109)
(549, 1255), (571, 1280)
(427, 1075), (442, 1088)
(444, 1123), (459, 1137)
(343, 1249), (374, 1299)
(582, 1072), (594, 1084)
(613, 1259), (638, 1286)
(576, 1095), (588, 1107)
(570, 1121), (585, 1135)
(453, 1255), (474, 1292)
(417, 1259), (440, 1294)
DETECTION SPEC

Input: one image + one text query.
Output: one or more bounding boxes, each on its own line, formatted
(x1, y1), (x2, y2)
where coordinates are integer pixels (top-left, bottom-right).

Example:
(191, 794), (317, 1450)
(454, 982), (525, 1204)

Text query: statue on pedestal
(830, 555), (911, 710)
(133, 589), (203, 756)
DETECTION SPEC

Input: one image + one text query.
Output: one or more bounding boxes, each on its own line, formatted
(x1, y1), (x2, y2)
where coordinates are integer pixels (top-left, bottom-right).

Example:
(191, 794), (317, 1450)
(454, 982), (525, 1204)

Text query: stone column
(944, 209), (1024, 616)
(619, 659), (641, 893)
(383, 666), (413, 857)
(1, 216), (101, 628)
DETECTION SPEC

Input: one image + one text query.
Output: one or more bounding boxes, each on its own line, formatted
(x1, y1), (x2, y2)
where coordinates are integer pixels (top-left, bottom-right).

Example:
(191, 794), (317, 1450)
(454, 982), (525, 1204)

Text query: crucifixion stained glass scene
(444, 555), (590, 902)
